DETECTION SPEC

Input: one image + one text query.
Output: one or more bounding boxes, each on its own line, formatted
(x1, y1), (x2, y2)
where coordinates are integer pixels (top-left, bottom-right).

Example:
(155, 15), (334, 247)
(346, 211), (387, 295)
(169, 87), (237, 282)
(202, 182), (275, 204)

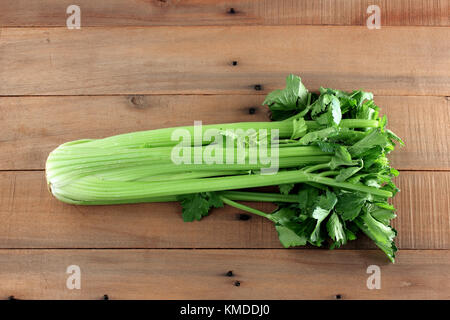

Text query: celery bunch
(46, 75), (403, 262)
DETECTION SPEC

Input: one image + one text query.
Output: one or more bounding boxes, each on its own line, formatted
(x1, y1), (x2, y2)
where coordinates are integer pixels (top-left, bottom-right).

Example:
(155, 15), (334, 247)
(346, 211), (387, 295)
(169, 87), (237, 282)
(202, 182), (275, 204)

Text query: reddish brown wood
(0, 249), (448, 299)
(0, 0), (448, 26)
(0, 171), (447, 249)
(0, 95), (447, 170)
(0, 27), (448, 96)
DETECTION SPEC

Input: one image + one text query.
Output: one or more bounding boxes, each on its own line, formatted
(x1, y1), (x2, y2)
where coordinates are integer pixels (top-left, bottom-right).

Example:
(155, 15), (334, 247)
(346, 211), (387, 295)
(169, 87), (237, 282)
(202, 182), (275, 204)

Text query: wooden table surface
(0, 0), (449, 300)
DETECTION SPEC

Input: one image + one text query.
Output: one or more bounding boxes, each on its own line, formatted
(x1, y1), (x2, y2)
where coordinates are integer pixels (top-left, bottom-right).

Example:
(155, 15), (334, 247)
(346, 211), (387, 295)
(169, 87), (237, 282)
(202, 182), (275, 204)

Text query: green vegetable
(178, 192), (224, 222)
(46, 74), (402, 262)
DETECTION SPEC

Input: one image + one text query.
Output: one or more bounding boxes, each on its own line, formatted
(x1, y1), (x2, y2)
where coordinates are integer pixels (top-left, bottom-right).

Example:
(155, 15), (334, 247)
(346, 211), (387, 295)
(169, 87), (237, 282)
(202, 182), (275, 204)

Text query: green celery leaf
(310, 191), (338, 245)
(335, 191), (368, 221)
(345, 228), (357, 241)
(271, 207), (298, 223)
(271, 208), (312, 248)
(315, 112), (330, 125)
(359, 146), (384, 168)
(329, 128), (367, 145)
(335, 165), (363, 182)
(178, 193), (210, 222)
(386, 129), (405, 146)
(365, 179), (381, 188)
(178, 192), (223, 222)
(356, 100), (376, 120)
(298, 186), (320, 211)
(329, 146), (355, 169)
(263, 74), (309, 113)
(316, 141), (341, 153)
(279, 183), (295, 195)
(354, 209), (397, 262)
(314, 190), (338, 212)
(207, 192), (225, 208)
(326, 212), (347, 248)
(311, 93), (330, 116)
(291, 117), (308, 139)
(345, 222), (359, 241)
(381, 180), (400, 196)
(352, 90), (374, 107)
(299, 127), (339, 145)
(348, 129), (389, 157)
(311, 93), (342, 126)
(329, 95), (342, 125)
(270, 110), (297, 121)
(366, 203), (397, 225)
(276, 225), (307, 247)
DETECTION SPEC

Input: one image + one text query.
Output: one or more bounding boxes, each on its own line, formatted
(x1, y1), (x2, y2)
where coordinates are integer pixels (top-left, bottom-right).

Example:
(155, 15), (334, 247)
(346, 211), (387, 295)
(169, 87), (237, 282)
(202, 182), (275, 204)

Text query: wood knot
(129, 95), (146, 108)
(155, 0), (170, 7)
(237, 213), (251, 221)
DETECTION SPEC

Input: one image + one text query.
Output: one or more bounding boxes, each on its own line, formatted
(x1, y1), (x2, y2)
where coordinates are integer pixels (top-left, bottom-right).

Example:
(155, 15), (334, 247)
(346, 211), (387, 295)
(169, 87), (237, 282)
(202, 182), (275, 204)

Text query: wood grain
(0, 171), (447, 249)
(0, 0), (448, 26)
(0, 95), (447, 171)
(0, 26), (448, 96)
(0, 95), (269, 170)
(377, 95), (450, 171)
(0, 249), (448, 299)
(1, 1), (448, 301)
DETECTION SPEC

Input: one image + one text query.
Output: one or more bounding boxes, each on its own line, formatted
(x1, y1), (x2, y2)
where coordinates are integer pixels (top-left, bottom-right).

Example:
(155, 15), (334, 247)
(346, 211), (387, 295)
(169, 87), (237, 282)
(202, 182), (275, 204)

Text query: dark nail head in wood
(228, 8), (236, 14)
(254, 84), (262, 91)
(226, 270), (234, 277)
(248, 107), (256, 114)
(335, 294), (342, 300)
(234, 281), (241, 287)
(103, 294), (109, 300)
(237, 213), (251, 221)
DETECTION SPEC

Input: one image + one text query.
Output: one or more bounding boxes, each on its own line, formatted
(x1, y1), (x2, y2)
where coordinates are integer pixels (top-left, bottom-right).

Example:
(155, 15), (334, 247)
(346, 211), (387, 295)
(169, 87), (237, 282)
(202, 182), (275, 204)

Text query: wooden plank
(0, 249), (448, 299)
(0, 95), (268, 170)
(0, 26), (448, 96)
(378, 95), (450, 171)
(0, 0), (448, 27)
(0, 95), (447, 171)
(0, 171), (447, 249)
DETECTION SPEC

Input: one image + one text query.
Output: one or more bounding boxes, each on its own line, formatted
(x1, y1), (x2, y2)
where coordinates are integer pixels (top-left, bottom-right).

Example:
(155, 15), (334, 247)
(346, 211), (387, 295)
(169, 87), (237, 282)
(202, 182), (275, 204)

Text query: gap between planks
(0, 248), (447, 250)
(0, 94), (449, 97)
(1, 169), (447, 172)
